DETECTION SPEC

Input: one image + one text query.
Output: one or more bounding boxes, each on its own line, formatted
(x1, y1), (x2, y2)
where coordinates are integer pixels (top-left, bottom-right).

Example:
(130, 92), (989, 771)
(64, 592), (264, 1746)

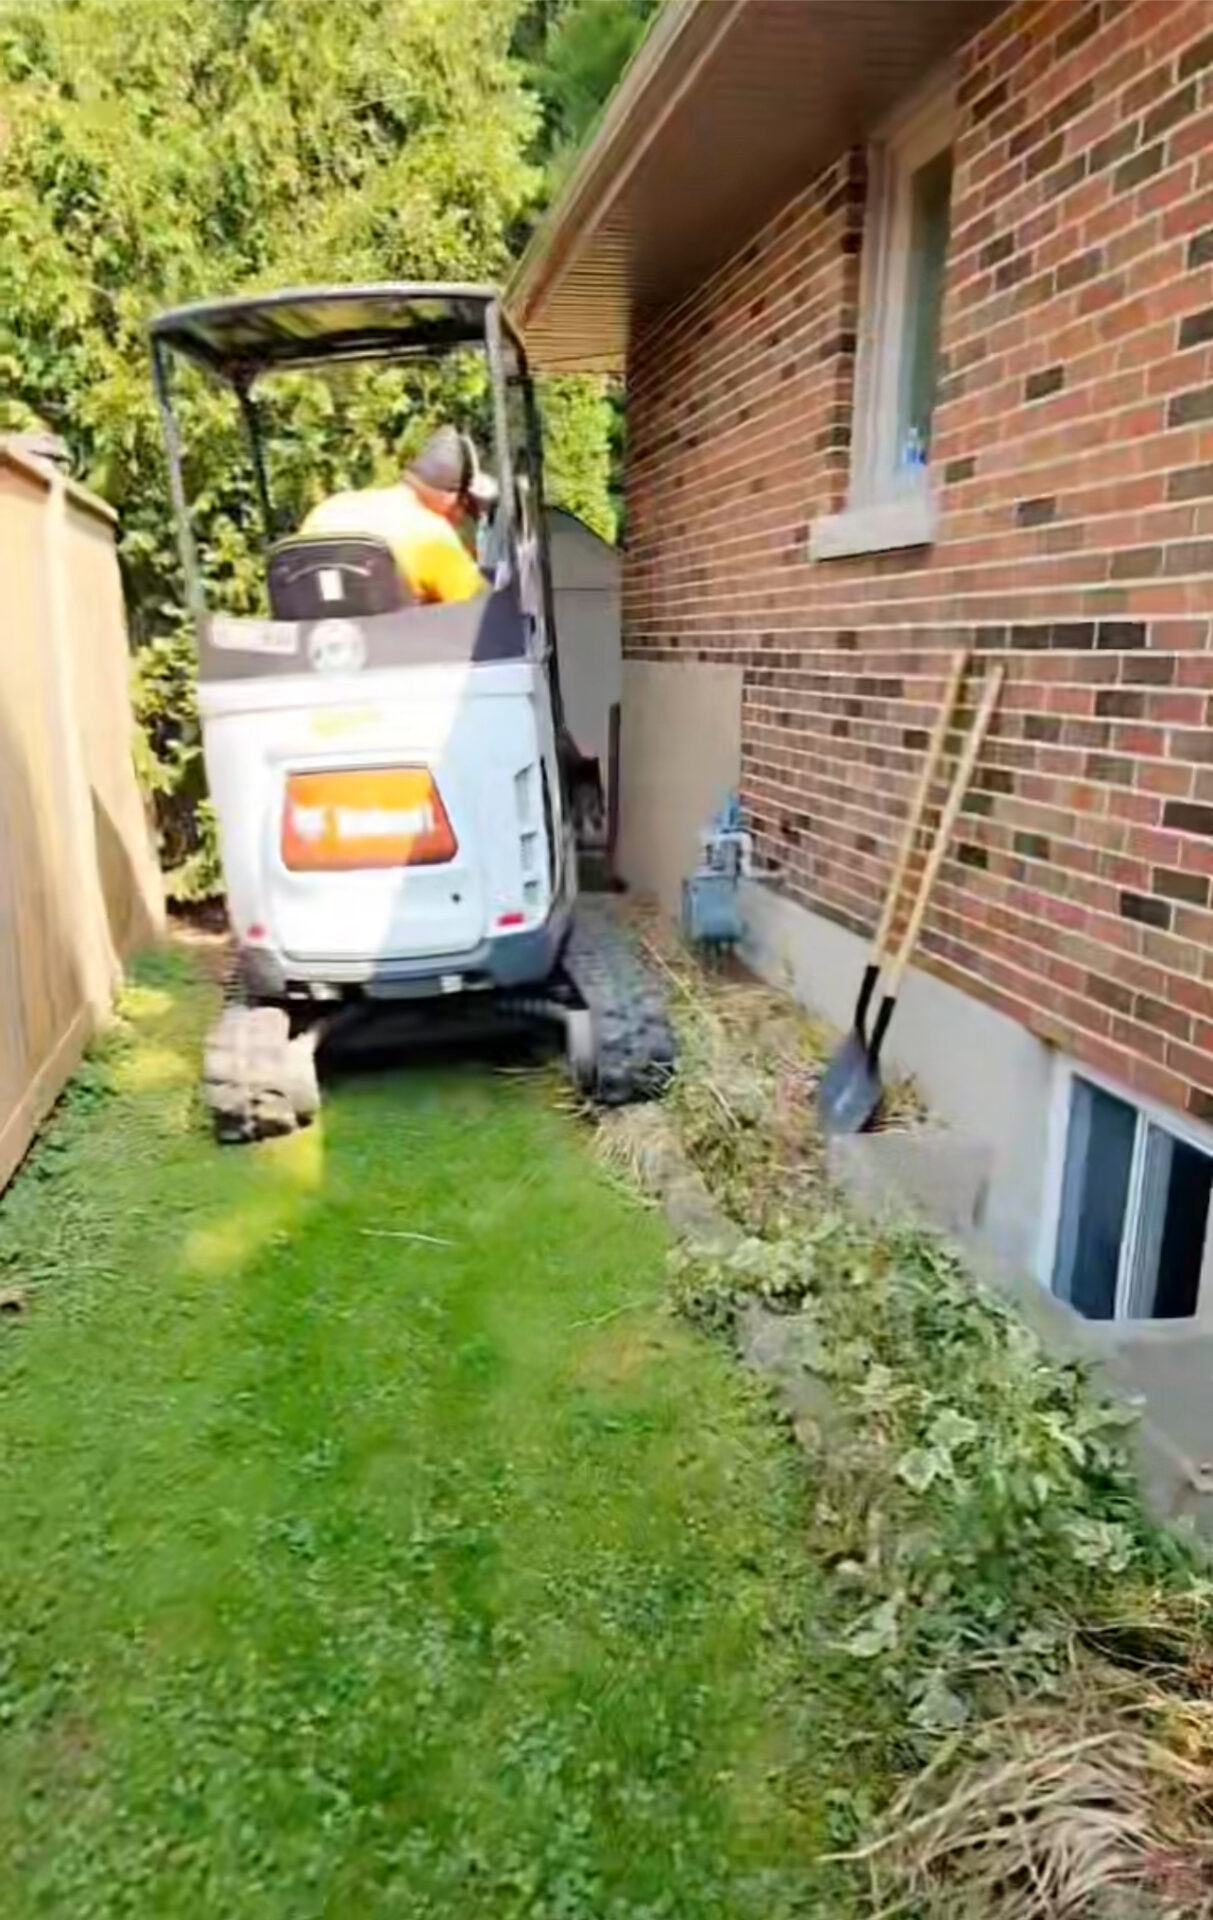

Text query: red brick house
(512, 0), (1213, 1339)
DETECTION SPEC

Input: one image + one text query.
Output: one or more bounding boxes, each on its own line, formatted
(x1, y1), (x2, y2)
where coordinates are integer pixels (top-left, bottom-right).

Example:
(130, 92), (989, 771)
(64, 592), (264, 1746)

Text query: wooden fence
(0, 445), (164, 1192)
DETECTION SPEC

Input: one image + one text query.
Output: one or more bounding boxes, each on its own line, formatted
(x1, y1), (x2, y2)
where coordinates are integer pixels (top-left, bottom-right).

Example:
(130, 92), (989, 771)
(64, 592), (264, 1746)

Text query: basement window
(810, 78), (956, 562)
(1047, 1073), (1213, 1323)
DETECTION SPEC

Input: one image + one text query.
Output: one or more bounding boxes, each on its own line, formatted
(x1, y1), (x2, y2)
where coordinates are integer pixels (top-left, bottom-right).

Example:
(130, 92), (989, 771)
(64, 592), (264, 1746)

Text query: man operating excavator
(302, 425), (496, 605)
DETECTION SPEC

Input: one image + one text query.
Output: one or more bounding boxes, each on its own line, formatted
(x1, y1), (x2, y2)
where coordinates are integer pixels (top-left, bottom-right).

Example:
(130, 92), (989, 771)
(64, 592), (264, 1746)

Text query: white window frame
(1036, 1055), (1213, 1324)
(810, 73), (957, 563)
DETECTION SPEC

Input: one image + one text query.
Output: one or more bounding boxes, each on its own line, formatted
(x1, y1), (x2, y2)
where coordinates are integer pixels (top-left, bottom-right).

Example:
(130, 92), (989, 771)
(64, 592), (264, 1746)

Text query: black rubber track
(562, 899), (677, 1106)
(211, 905), (676, 1123)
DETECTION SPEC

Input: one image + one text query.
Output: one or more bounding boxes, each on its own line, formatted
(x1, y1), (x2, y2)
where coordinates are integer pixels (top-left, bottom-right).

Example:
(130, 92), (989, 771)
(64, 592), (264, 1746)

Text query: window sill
(809, 492), (937, 562)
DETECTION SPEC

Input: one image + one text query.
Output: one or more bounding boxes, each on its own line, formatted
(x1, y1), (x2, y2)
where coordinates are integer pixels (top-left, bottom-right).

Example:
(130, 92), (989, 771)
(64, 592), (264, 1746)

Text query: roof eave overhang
(508, 0), (1007, 374)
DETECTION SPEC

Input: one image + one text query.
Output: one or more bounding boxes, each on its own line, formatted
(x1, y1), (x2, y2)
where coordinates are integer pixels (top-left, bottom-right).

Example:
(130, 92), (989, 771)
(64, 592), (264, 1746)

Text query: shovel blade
(817, 1029), (884, 1135)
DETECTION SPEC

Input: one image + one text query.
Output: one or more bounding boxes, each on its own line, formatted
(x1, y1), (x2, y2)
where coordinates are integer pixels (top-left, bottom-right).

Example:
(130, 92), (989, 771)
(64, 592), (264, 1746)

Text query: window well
(1052, 1076), (1212, 1322)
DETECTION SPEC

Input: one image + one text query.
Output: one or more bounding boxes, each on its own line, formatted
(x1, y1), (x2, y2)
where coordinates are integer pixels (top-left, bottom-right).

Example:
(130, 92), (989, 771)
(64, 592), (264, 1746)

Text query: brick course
(624, 0), (1213, 1116)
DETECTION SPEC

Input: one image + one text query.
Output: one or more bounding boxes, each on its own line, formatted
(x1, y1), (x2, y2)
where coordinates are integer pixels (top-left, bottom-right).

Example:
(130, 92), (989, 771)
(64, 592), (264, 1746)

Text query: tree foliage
(538, 376), (615, 539)
(522, 0), (659, 176)
(0, 0), (650, 893)
(521, 0), (660, 538)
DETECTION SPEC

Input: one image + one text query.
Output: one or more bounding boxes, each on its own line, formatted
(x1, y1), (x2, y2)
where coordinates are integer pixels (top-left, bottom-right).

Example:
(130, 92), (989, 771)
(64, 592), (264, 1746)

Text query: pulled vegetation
(598, 926), (1213, 1919)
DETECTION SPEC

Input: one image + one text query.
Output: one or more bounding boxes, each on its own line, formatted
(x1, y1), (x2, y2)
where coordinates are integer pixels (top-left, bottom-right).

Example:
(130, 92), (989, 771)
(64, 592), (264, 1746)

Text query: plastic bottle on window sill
(901, 424), (928, 470)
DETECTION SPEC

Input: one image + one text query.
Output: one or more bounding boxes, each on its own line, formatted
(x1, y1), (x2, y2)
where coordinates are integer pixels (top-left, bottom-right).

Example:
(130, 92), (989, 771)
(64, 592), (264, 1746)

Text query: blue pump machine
(681, 793), (753, 953)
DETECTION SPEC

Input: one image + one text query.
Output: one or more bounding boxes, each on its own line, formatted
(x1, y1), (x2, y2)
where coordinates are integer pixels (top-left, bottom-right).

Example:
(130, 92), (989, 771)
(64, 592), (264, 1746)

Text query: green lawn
(0, 950), (837, 1919)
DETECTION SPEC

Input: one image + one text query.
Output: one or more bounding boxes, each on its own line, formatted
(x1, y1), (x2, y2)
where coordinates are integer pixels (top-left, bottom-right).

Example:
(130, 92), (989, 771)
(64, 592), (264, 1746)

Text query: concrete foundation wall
(618, 660), (742, 917)
(740, 878), (1054, 1274)
(548, 509), (620, 785)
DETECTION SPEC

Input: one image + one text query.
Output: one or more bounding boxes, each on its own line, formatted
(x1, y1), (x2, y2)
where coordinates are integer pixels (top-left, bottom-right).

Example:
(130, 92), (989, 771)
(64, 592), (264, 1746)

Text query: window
(1047, 1074), (1213, 1323)
(890, 145), (954, 477)
(810, 80), (956, 562)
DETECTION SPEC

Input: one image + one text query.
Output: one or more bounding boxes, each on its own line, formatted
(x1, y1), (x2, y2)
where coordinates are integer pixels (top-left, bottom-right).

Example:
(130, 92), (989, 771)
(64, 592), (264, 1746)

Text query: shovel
(817, 650), (966, 1129)
(819, 659), (1004, 1135)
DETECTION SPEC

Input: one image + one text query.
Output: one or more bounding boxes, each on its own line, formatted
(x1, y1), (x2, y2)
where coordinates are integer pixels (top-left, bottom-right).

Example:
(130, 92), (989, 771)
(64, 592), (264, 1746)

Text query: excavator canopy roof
(150, 283), (502, 385)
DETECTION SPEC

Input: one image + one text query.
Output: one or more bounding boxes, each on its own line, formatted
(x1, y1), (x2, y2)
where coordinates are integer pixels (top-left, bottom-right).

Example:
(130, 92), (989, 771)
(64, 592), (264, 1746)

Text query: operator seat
(267, 534), (412, 621)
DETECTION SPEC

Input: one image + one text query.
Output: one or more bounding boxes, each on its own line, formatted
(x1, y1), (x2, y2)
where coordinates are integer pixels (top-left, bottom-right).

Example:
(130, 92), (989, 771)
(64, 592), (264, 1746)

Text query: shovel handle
(869, 649), (968, 968)
(882, 663), (1005, 1005)
(867, 990), (897, 1065)
(854, 959), (880, 1031)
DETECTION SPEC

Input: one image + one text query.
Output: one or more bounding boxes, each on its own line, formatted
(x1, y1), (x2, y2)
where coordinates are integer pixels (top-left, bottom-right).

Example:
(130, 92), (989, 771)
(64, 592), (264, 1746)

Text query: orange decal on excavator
(282, 767), (457, 871)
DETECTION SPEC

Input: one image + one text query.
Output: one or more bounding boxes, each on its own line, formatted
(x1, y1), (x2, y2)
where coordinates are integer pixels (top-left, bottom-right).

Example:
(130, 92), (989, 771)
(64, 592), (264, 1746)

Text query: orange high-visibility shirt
(302, 482), (484, 604)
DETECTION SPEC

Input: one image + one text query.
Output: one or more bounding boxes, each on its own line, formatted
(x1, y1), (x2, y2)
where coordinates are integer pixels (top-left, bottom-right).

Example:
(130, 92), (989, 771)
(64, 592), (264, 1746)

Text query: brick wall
(624, 0), (1213, 1123)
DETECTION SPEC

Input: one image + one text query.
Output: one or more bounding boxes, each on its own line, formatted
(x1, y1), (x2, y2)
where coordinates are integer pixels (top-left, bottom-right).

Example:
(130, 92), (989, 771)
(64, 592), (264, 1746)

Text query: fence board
(0, 448), (163, 1191)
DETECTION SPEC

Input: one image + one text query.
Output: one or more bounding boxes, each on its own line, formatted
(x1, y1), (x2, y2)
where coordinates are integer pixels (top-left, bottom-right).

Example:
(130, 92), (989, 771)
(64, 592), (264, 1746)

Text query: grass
(0, 947), (849, 1919)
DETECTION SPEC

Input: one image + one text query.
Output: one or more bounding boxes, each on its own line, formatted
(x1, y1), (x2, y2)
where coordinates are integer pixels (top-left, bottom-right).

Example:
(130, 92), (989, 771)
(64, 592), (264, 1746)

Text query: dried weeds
(852, 1688), (1213, 1918)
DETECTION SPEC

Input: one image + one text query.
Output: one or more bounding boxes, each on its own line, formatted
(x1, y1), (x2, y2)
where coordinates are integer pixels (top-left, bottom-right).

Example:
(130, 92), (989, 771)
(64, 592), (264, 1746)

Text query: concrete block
(827, 1127), (993, 1243)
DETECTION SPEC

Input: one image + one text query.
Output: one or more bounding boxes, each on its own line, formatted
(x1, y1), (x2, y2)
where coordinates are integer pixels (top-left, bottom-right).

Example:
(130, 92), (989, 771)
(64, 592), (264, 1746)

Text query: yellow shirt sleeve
(412, 527), (486, 604)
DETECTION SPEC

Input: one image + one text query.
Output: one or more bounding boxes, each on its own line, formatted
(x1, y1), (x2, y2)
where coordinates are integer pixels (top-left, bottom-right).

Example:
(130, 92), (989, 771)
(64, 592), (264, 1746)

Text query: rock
(736, 1300), (843, 1441)
(664, 1173), (743, 1253)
